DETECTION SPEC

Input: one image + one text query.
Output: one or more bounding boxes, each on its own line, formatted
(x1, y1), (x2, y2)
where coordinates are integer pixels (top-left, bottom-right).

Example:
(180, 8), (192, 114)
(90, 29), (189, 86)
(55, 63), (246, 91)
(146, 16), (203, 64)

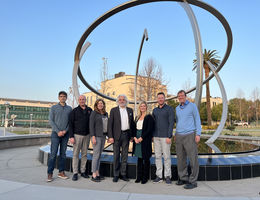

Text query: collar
(58, 102), (67, 107)
(78, 105), (87, 110)
(158, 103), (166, 109)
(180, 100), (189, 109)
(119, 106), (126, 110)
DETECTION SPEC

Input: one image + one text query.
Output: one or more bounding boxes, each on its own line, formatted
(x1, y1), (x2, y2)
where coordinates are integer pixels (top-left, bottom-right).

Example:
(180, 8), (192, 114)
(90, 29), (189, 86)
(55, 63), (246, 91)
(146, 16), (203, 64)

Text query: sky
(0, 0), (260, 103)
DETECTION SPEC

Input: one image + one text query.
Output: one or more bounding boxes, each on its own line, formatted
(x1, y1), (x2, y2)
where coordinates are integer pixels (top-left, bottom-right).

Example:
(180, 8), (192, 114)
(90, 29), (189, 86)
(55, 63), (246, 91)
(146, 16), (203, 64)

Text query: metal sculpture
(72, 0), (232, 143)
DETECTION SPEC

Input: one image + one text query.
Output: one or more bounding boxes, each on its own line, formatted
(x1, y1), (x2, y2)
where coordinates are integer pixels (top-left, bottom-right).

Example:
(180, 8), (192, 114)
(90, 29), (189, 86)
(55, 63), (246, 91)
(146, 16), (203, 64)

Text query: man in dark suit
(108, 94), (135, 182)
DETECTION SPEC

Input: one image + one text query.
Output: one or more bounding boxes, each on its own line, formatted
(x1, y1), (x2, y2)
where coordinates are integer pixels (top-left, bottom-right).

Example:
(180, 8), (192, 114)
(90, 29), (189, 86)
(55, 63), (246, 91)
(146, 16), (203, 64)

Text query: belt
(121, 129), (129, 133)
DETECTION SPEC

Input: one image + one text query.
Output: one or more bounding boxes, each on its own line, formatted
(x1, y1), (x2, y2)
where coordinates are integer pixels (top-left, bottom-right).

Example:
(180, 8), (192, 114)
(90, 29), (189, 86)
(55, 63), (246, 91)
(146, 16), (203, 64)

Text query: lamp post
(1, 114), (4, 126)
(134, 29), (148, 116)
(4, 102), (10, 136)
(29, 114), (33, 134)
(229, 113), (231, 125)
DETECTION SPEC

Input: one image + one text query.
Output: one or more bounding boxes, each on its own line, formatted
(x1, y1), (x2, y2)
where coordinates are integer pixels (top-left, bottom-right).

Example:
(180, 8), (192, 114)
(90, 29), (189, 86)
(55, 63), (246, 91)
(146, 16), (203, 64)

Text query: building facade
(0, 98), (56, 128)
(83, 72), (167, 113)
(201, 97), (223, 108)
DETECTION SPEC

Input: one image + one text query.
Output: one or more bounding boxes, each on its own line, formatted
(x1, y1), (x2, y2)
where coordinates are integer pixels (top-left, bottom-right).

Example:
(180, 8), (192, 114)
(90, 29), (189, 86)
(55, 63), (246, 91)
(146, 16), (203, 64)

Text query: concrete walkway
(0, 146), (260, 200)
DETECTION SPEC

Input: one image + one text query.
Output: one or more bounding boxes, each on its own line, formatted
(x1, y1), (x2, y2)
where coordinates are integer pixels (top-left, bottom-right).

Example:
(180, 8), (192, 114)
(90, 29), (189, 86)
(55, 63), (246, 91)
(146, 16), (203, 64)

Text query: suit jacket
(132, 114), (155, 160)
(108, 106), (135, 141)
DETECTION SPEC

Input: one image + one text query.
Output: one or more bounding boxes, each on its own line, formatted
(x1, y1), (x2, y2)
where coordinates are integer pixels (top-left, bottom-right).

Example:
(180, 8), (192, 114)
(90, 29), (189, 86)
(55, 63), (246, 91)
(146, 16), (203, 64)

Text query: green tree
(193, 49), (220, 126)
(199, 102), (207, 124)
(168, 99), (179, 110)
(212, 104), (222, 121)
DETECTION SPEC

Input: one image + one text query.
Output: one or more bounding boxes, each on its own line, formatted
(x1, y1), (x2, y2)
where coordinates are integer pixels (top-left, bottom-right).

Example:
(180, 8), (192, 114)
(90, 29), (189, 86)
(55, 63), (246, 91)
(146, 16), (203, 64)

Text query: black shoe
(176, 180), (188, 186)
(72, 173), (78, 181)
(141, 179), (148, 184)
(113, 176), (119, 182)
(81, 172), (89, 178)
(97, 175), (105, 180)
(135, 178), (141, 183)
(120, 175), (129, 182)
(91, 176), (101, 182)
(184, 182), (197, 189)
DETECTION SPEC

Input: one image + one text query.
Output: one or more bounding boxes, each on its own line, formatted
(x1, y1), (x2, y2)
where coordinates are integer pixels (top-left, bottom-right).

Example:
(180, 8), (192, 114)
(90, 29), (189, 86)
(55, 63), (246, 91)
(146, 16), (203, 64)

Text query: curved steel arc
(134, 29), (149, 116)
(179, 1), (203, 109)
(205, 61), (228, 144)
(73, 0), (232, 105)
(72, 42), (91, 104)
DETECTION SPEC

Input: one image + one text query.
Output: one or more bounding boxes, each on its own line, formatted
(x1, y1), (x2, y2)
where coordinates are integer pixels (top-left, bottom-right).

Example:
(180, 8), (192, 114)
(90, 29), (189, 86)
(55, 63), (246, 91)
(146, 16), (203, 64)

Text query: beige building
(83, 72), (167, 113)
(201, 97), (222, 108)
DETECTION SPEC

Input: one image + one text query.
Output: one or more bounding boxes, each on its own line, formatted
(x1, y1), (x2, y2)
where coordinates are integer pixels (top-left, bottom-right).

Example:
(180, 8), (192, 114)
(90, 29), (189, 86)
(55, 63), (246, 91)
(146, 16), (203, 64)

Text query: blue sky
(0, 0), (260, 102)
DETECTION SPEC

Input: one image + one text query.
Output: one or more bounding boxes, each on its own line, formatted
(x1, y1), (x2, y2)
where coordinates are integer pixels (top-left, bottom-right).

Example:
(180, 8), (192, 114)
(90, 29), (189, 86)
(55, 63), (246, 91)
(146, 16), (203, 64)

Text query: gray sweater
(49, 103), (72, 133)
(152, 104), (175, 138)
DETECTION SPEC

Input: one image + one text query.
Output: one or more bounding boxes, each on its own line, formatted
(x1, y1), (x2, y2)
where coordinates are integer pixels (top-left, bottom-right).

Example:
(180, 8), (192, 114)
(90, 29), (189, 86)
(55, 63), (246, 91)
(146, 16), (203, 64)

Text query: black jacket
(69, 105), (92, 138)
(108, 106), (135, 141)
(132, 114), (155, 160)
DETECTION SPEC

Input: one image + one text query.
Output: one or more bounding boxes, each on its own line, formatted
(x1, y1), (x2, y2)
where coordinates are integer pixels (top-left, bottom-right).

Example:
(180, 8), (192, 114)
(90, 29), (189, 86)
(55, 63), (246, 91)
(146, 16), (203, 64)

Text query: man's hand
(92, 136), (96, 145)
(108, 138), (114, 144)
(166, 138), (172, 144)
(195, 135), (200, 144)
(69, 137), (75, 144)
(57, 131), (63, 137)
(134, 137), (139, 144)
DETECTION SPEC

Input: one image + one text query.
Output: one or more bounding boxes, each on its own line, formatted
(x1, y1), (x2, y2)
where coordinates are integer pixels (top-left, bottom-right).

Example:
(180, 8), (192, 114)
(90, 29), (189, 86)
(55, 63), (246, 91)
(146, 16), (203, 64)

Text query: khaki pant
(72, 134), (90, 174)
(153, 137), (172, 178)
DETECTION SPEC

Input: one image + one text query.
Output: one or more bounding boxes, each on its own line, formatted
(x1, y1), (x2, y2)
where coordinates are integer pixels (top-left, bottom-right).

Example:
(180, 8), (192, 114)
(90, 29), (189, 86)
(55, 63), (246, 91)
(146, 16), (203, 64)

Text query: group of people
(47, 89), (201, 189)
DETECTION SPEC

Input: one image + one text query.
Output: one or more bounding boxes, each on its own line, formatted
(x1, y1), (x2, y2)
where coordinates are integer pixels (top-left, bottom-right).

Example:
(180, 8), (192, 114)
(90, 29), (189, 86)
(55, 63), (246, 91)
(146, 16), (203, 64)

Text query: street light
(1, 114), (4, 126)
(134, 29), (149, 116)
(4, 102), (10, 136)
(29, 114), (33, 134)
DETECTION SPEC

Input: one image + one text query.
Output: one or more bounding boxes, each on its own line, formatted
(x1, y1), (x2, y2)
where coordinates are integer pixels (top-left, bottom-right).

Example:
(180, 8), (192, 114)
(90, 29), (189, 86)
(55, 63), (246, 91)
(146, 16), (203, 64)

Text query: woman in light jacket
(133, 101), (155, 184)
(90, 99), (108, 182)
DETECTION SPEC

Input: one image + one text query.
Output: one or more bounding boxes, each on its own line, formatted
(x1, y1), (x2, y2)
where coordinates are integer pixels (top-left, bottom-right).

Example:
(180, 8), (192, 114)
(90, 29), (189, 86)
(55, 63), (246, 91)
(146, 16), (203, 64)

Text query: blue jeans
(47, 131), (69, 174)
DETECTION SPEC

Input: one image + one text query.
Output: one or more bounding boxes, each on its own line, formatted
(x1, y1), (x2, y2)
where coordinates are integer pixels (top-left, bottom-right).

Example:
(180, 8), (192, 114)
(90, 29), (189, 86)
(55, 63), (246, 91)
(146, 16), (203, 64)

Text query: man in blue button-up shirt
(175, 90), (201, 189)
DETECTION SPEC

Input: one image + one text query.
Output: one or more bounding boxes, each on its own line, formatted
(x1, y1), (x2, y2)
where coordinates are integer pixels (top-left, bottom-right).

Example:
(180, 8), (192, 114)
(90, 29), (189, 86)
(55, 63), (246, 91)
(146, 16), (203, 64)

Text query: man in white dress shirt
(108, 94), (135, 182)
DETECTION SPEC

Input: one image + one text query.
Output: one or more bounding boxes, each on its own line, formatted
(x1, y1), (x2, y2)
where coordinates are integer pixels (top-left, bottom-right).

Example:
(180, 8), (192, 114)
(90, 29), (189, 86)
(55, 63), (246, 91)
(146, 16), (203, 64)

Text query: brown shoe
(58, 171), (69, 179)
(47, 174), (53, 182)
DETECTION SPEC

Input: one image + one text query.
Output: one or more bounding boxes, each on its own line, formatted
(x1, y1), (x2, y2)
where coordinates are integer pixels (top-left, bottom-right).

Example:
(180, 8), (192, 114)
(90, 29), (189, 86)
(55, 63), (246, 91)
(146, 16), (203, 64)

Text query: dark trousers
(176, 133), (199, 184)
(113, 132), (129, 176)
(47, 131), (69, 174)
(137, 158), (150, 181)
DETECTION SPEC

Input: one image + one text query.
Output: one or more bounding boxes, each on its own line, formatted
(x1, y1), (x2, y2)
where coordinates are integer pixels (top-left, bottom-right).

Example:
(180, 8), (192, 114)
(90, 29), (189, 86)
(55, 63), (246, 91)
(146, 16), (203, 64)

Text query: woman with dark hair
(133, 101), (155, 184)
(90, 99), (108, 182)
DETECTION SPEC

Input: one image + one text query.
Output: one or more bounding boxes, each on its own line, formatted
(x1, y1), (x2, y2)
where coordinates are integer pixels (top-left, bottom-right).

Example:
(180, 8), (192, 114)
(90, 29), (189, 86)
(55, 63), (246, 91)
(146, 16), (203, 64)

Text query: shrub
(226, 125), (236, 131)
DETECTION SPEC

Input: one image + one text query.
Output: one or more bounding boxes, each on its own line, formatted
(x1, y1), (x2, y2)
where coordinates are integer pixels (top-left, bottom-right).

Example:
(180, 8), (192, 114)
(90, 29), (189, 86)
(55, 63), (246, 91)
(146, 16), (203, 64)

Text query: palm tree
(193, 49), (220, 126)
